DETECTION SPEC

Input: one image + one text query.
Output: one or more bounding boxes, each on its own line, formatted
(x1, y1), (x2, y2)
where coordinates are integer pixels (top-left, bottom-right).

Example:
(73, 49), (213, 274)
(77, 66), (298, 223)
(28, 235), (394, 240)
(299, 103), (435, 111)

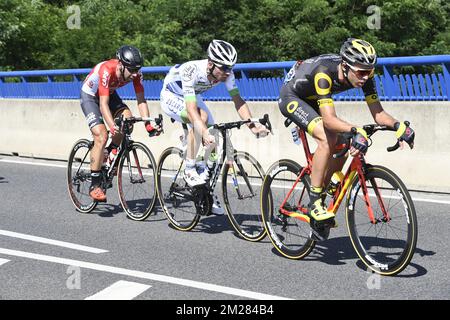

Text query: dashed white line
(0, 230), (108, 254)
(0, 258), (10, 266)
(85, 280), (151, 300)
(0, 248), (291, 300)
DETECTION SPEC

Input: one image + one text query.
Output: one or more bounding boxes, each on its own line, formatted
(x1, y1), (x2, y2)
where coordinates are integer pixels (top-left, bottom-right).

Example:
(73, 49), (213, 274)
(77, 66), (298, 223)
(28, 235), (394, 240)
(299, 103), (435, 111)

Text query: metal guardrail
(0, 55), (449, 101)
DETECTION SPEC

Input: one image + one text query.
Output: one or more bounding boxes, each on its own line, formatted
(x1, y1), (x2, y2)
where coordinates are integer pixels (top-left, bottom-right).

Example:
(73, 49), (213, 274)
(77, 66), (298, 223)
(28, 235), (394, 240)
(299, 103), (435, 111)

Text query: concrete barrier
(0, 98), (449, 192)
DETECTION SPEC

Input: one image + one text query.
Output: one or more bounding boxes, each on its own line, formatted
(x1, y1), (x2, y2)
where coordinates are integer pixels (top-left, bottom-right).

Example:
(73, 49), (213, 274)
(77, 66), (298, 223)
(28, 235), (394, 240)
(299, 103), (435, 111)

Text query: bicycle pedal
(309, 219), (333, 241)
(309, 225), (331, 241)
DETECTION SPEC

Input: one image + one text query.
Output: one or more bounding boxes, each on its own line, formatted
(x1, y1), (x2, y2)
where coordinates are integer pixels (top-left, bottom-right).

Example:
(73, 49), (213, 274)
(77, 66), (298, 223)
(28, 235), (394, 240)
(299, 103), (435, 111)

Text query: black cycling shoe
(309, 218), (335, 241)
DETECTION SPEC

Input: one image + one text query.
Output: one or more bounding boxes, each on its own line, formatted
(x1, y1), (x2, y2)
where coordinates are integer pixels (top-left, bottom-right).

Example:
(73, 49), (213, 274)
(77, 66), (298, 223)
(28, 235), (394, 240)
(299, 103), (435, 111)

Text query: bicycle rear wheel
(156, 147), (200, 231)
(67, 139), (97, 213)
(261, 159), (315, 259)
(117, 142), (158, 221)
(222, 151), (266, 242)
(346, 165), (418, 276)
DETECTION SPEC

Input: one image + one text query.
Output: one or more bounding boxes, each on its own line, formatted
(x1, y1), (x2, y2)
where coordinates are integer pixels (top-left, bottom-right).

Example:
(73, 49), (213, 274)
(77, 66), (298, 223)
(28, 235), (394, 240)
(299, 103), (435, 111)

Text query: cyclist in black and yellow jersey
(279, 38), (415, 233)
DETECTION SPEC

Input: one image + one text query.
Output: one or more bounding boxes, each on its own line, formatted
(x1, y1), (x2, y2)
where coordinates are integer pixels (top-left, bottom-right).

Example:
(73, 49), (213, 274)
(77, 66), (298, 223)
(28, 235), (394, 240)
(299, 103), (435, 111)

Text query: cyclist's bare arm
(136, 92), (150, 118)
(99, 95), (115, 130)
(320, 104), (355, 133)
(232, 95), (252, 124)
(367, 100), (398, 128)
(232, 94), (268, 135)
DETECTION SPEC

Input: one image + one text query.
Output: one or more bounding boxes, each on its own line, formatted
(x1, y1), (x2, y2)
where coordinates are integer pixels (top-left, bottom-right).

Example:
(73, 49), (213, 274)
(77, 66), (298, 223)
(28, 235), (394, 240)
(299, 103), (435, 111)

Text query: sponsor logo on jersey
(102, 70), (110, 88)
(182, 65), (197, 82)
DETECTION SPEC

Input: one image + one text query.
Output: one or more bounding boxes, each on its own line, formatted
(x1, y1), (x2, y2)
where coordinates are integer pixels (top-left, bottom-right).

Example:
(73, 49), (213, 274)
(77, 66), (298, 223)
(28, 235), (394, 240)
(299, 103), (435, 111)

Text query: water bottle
(107, 148), (118, 167)
(327, 171), (344, 196)
(291, 127), (301, 145)
(207, 152), (218, 175)
(102, 149), (109, 169)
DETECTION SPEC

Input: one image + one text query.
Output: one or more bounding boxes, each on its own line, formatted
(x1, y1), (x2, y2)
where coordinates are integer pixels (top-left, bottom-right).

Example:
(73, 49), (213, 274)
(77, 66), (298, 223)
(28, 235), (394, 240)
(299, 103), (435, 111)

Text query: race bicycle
(260, 120), (417, 275)
(67, 115), (163, 221)
(157, 115), (272, 241)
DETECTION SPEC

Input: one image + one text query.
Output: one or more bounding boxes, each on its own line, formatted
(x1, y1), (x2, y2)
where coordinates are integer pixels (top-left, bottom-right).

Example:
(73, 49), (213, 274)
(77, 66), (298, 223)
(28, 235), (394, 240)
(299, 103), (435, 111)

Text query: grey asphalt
(0, 156), (449, 300)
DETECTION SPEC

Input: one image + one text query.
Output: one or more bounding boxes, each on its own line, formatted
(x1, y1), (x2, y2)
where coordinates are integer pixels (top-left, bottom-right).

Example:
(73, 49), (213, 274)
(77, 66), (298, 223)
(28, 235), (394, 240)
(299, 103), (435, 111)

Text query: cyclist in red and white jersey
(80, 45), (161, 202)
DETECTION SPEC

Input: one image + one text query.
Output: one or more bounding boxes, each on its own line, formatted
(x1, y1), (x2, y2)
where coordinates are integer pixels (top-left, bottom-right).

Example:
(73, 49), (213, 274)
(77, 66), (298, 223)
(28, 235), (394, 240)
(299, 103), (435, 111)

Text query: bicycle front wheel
(156, 147), (200, 231)
(346, 165), (418, 276)
(222, 151), (266, 242)
(117, 142), (157, 221)
(261, 159), (315, 259)
(67, 139), (97, 213)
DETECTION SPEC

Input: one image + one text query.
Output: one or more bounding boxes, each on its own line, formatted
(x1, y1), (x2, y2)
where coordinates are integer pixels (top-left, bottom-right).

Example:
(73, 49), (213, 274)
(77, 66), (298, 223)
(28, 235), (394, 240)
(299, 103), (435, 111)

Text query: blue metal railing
(0, 55), (449, 101)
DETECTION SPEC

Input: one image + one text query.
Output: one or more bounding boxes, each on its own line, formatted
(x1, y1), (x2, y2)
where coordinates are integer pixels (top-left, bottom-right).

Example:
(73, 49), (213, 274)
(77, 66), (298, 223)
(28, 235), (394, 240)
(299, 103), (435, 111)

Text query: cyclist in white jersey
(160, 39), (269, 215)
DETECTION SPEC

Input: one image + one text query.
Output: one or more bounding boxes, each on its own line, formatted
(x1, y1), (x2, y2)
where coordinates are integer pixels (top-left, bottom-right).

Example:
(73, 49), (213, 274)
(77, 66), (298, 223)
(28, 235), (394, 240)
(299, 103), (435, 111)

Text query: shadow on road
(0, 177), (8, 183)
(95, 203), (123, 217)
(270, 236), (434, 278)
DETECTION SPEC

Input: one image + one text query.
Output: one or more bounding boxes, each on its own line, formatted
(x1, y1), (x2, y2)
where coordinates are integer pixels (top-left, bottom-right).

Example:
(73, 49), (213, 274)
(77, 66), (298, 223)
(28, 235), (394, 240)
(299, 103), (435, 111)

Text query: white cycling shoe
(183, 167), (206, 187)
(211, 194), (224, 216)
(197, 165), (210, 182)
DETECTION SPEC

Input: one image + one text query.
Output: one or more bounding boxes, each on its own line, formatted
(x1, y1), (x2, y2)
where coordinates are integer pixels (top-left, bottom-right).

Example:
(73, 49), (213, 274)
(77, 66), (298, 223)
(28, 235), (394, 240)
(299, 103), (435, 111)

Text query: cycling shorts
(160, 89), (215, 128)
(80, 91), (129, 129)
(278, 85), (322, 136)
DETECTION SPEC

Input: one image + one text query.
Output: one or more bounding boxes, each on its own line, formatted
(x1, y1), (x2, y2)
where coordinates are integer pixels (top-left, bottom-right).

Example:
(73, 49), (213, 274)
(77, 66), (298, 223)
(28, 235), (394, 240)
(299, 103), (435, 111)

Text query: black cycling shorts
(80, 91), (128, 129)
(278, 85), (322, 136)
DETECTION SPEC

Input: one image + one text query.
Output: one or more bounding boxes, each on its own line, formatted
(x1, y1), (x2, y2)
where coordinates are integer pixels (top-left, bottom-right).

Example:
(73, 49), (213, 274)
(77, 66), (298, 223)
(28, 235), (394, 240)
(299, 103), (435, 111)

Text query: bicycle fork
(356, 165), (391, 224)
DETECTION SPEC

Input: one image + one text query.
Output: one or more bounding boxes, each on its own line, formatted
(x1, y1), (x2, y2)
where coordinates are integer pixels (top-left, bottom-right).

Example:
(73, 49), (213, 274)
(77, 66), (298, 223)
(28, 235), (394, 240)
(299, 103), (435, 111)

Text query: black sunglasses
(125, 66), (141, 73)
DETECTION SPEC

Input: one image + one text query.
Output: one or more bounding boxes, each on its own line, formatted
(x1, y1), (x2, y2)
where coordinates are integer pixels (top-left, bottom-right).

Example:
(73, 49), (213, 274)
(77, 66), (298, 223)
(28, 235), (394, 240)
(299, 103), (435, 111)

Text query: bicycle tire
(67, 139), (97, 213)
(117, 142), (158, 221)
(346, 165), (418, 276)
(156, 147), (200, 231)
(261, 159), (315, 259)
(222, 151), (266, 242)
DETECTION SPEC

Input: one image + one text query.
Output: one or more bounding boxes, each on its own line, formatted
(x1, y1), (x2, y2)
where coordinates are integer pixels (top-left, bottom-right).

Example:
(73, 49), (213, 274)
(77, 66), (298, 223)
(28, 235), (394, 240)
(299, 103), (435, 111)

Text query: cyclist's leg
(323, 134), (347, 187)
(108, 92), (131, 149)
(195, 98), (217, 174)
(195, 99), (223, 215)
(278, 89), (333, 221)
(80, 92), (107, 201)
(160, 90), (204, 186)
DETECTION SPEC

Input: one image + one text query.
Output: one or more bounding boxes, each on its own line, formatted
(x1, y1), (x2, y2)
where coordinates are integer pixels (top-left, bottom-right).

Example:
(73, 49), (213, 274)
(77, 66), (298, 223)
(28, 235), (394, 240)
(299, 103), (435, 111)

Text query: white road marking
(2, 157), (450, 205)
(0, 158), (67, 168)
(85, 280), (151, 300)
(0, 230), (108, 254)
(0, 248), (291, 300)
(0, 258), (10, 266)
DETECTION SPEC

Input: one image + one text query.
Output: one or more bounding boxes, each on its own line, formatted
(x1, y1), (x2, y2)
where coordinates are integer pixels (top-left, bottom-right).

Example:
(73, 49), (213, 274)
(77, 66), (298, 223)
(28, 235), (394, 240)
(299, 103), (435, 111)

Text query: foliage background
(0, 0), (449, 71)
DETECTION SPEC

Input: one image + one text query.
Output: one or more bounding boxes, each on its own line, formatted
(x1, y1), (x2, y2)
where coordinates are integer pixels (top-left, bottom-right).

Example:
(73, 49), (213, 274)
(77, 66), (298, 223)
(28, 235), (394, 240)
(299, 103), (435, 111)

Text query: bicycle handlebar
(212, 114), (273, 134)
(114, 114), (164, 133)
(333, 123), (405, 158)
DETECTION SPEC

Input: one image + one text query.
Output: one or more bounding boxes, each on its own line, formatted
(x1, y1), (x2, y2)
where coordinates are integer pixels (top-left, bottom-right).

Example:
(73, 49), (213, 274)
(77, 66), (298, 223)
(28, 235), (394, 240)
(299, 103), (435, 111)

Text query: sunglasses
(348, 64), (373, 78)
(214, 63), (233, 73)
(125, 66), (141, 74)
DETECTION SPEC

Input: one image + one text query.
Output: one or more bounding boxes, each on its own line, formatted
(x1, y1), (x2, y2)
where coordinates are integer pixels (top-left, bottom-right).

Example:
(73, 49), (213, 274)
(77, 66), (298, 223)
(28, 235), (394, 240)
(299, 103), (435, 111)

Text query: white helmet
(207, 39), (237, 67)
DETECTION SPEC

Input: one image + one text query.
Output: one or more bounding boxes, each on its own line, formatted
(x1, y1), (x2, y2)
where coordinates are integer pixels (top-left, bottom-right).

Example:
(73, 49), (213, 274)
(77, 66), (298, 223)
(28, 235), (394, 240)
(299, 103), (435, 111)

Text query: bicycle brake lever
(387, 140), (401, 152)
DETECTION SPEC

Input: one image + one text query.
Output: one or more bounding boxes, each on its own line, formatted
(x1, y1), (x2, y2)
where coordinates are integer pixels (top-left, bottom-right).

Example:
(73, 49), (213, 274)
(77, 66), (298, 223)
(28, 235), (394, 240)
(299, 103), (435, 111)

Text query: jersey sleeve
(225, 72), (240, 97)
(180, 62), (198, 103)
(362, 73), (379, 104)
(133, 71), (144, 94)
(98, 64), (112, 97)
(313, 67), (335, 109)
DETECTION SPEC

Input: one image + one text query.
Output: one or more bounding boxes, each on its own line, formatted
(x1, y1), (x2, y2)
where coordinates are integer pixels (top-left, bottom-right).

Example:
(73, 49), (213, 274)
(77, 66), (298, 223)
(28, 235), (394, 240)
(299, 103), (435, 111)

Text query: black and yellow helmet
(340, 38), (377, 70)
